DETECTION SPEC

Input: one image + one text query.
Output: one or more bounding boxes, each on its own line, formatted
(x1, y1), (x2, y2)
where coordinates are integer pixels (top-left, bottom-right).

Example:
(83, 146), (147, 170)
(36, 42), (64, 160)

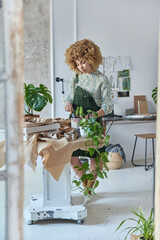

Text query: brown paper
(0, 133), (104, 181)
(24, 134), (98, 181)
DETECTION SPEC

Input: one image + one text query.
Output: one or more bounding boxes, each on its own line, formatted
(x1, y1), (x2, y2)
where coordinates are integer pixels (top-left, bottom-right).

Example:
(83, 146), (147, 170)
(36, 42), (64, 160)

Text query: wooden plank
(134, 95), (146, 113)
(137, 100), (148, 114)
(155, 18), (160, 240)
(134, 133), (156, 138)
(3, 0), (24, 239)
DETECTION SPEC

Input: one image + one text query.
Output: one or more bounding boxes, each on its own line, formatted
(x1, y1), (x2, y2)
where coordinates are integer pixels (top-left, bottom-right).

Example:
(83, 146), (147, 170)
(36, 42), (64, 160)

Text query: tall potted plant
(24, 83), (53, 116)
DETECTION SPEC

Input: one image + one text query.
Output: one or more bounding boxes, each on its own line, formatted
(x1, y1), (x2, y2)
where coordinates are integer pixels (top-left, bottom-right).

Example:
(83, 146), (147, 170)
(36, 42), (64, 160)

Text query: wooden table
(103, 115), (156, 135)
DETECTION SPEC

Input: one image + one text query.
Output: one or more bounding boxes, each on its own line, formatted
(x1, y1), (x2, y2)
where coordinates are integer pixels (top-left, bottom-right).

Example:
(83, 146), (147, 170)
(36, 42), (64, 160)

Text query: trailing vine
(72, 110), (110, 196)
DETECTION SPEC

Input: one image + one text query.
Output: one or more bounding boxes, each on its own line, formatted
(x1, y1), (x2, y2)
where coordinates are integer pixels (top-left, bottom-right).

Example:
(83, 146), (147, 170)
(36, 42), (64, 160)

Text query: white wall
(52, 0), (74, 118)
(24, 0), (51, 118)
(53, 0), (159, 160)
(77, 0), (159, 115)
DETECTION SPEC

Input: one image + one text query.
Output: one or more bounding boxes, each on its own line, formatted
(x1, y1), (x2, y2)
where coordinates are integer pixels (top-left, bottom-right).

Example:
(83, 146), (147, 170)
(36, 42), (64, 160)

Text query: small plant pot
(130, 234), (153, 240)
(71, 132), (78, 141)
(64, 132), (72, 141)
(130, 235), (139, 240)
(24, 114), (40, 119)
(79, 126), (88, 138)
(71, 117), (80, 129)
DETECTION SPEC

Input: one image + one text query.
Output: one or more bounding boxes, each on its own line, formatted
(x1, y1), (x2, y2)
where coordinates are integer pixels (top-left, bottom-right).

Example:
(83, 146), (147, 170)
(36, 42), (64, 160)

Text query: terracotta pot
(24, 114), (40, 119)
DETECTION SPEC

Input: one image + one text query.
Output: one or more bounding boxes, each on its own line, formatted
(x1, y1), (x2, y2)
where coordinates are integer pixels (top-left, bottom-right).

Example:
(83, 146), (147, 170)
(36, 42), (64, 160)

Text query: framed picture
(117, 70), (130, 97)
(118, 70), (129, 77)
(118, 77), (130, 91)
(118, 91), (130, 97)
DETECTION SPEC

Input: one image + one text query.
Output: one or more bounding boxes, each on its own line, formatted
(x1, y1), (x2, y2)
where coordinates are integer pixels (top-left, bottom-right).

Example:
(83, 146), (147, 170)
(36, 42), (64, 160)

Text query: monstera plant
(24, 83), (53, 115)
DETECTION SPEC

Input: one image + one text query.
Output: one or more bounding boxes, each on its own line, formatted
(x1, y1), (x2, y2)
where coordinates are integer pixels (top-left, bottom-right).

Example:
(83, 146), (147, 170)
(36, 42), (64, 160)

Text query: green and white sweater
(64, 70), (113, 115)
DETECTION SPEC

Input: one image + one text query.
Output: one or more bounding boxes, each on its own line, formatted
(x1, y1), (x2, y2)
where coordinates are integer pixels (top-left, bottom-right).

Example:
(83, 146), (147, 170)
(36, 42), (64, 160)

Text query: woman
(64, 39), (113, 203)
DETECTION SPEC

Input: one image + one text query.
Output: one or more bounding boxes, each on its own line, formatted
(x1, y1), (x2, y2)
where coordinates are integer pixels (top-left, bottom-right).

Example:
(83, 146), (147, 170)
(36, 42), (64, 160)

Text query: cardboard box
(134, 95), (146, 113)
(138, 100), (148, 114)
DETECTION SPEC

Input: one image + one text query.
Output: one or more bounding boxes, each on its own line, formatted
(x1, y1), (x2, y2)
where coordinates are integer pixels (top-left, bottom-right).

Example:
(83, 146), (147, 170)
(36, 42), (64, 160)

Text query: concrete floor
(21, 160), (153, 240)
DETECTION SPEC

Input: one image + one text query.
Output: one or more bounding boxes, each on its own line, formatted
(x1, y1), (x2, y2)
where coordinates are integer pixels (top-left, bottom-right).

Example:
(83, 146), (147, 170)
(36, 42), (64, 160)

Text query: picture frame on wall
(118, 77), (130, 91)
(103, 57), (131, 98)
(117, 70), (130, 97)
(118, 91), (130, 97)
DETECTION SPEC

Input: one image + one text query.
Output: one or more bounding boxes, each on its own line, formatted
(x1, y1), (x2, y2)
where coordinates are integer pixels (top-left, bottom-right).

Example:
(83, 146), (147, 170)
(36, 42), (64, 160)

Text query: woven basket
(107, 152), (123, 170)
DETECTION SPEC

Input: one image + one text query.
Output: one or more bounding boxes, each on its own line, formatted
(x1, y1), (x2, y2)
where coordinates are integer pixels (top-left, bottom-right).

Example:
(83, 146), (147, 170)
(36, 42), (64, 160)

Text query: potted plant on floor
(72, 110), (110, 196)
(115, 207), (154, 240)
(24, 83), (53, 116)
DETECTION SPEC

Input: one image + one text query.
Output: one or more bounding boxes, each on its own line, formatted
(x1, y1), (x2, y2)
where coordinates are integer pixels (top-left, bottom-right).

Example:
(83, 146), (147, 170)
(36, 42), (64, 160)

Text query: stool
(131, 133), (156, 171)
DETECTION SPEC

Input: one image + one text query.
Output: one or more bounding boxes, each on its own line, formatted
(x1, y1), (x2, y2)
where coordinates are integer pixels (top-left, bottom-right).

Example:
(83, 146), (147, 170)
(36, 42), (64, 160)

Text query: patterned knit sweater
(64, 70), (113, 115)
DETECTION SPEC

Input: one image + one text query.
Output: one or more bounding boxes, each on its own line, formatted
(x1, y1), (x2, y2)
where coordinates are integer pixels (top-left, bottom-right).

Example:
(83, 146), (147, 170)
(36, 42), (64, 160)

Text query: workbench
(23, 125), (95, 225)
(103, 114), (156, 135)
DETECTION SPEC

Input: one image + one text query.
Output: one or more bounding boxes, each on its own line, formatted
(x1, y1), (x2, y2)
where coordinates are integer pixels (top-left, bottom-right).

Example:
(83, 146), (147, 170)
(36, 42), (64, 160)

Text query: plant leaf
(97, 171), (104, 179)
(104, 135), (110, 146)
(93, 180), (99, 189)
(79, 118), (87, 126)
(89, 147), (95, 156)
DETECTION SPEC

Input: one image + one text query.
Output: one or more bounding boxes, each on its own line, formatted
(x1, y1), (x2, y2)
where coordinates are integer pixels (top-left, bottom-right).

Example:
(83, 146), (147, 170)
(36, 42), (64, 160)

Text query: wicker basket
(107, 152), (123, 170)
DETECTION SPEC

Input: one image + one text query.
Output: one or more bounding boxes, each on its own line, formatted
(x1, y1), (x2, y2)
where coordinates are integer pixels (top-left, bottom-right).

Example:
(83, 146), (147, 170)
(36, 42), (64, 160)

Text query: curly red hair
(65, 39), (103, 73)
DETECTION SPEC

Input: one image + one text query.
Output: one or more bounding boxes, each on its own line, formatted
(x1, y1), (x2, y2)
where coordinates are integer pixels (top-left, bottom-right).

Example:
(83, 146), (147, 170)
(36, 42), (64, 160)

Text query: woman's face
(76, 59), (95, 74)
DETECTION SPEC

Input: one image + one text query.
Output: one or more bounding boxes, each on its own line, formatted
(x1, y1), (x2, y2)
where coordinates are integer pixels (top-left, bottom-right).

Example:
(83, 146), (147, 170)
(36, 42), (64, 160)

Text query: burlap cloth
(0, 134), (99, 181)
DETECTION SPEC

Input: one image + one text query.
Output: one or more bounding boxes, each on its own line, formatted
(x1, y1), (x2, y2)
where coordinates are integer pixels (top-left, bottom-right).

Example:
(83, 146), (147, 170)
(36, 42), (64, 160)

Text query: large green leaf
(24, 83), (53, 113)
(33, 97), (47, 111)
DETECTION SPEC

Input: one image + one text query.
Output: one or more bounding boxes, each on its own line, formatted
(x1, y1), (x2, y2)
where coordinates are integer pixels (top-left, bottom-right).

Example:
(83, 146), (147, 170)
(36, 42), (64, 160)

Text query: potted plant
(72, 110), (110, 196)
(71, 106), (84, 129)
(24, 83), (53, 116)
(115, 207), (154, 240)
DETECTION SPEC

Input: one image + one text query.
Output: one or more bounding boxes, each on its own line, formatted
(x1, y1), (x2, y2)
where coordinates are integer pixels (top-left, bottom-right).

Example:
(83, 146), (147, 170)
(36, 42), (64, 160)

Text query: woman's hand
(65, 102), (73, 113)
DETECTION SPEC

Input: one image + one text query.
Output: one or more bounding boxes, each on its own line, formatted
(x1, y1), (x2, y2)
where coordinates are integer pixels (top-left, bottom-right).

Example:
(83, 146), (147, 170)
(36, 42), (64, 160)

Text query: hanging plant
(72, 110), (110, 196)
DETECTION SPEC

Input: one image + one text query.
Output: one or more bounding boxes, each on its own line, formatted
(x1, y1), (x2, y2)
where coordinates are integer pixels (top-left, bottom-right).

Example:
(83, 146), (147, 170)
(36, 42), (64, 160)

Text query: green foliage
(76, 106), (80, 117)
(152, 87), (157, 104)
(75, 106), (84, 117)
(115, 208), (154, 240)
(72, 110), (110, 196)
(24, 83), (53, 115)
